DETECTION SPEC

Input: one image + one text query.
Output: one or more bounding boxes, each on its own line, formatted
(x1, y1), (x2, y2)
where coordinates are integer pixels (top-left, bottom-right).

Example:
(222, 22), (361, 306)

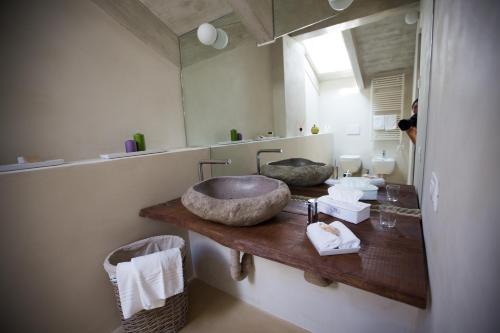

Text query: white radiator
(370, 73), (405, 141)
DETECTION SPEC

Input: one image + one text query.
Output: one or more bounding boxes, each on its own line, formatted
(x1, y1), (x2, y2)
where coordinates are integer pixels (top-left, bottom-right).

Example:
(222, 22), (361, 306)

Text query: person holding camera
(398, 99), (418, 144)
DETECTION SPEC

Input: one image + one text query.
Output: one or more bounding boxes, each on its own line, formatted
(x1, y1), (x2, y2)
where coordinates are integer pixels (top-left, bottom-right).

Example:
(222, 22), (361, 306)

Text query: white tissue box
(317, 195), (371, 224)
(334, 183), (378, 200)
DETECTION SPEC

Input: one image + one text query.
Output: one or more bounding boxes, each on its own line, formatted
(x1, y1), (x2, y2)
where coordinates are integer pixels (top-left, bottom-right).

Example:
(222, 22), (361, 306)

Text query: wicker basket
(103, 235), (189, 333)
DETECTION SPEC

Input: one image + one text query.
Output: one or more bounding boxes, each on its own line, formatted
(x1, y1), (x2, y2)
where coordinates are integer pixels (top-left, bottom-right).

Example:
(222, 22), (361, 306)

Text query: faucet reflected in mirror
(256, 149), (283, 175)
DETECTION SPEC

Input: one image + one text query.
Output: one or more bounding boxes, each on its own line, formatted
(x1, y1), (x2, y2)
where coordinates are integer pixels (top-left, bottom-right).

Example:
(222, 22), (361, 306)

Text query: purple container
(237, 133), (242, 141)
(125, 139), (137, 153)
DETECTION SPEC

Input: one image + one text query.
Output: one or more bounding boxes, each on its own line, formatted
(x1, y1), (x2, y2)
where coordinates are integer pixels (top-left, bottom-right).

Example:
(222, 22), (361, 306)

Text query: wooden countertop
(140, 183), (427, 308)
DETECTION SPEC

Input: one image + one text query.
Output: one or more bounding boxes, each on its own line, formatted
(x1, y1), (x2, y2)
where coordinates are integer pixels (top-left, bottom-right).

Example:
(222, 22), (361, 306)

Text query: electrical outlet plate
(346, 124), (360, 135)
(429, 172), (439, 212)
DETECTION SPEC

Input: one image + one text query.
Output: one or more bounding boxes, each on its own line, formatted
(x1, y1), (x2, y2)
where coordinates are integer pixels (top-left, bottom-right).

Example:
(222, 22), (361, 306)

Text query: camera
(398, 113), (417, 131)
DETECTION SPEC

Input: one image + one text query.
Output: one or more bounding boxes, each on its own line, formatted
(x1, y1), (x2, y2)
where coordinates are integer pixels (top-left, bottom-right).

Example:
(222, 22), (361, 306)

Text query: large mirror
(0, 0), (421, 183)
(180, 1), (420, 184)
(180, 13), (280, 146)
(287, 8), (419, 184)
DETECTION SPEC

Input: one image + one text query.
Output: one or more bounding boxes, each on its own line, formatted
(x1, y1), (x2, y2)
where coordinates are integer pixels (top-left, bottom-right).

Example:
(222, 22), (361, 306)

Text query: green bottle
(230, 129), (238, 141)
(133, 133), (146, 151)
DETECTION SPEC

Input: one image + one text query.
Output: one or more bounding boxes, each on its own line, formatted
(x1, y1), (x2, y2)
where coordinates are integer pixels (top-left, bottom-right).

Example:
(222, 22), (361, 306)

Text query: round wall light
(328, 0), (354, 11)
(405, 11), (419, 25)
(197, 23), (229, 49)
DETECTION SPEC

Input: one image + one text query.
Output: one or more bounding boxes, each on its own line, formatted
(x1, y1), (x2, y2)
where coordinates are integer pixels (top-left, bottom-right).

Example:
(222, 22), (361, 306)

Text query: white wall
(319, 77), (372, 172)
(182, 39), (275, 146)
(304, 60), (321, 133)
(283, 36), (307, 137)
(0, 148), (209, 333)
(271, 39), (287, 138)
(319, 76), (412, 183)
(0, 0), (186, 164)
(190, 232), (420, 333)
(417, 0), (500, 331)
(283, 35), (322, 137)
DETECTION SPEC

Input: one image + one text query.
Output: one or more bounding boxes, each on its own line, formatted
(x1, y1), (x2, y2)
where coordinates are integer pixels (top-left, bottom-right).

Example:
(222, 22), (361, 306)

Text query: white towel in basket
(117, 248), (184, 319)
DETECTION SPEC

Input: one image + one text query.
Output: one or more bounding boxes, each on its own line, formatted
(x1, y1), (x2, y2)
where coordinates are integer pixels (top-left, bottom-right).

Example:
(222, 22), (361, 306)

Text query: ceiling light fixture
(328, 0), (354, 11)
(197, 23), (229, 49)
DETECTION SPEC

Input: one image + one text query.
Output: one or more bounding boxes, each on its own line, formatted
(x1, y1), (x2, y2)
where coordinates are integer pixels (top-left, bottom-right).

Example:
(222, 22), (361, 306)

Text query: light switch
(429, 172), (439, 212)
(346, 124), (360, 135)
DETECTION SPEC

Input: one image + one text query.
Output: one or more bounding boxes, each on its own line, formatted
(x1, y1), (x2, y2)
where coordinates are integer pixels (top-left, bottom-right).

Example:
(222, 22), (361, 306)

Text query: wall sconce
(328, 0), (354, 11)
(405, 10), (419, 25)
(197, 23), (229, 49)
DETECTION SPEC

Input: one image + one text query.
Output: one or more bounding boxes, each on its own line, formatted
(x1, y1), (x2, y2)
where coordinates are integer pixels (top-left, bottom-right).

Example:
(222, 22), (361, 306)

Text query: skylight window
(302, 30), (353, 78)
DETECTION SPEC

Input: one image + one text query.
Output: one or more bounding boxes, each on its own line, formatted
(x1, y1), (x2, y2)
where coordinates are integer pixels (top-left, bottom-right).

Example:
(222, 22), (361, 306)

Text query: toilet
(339, 155), (362, 175)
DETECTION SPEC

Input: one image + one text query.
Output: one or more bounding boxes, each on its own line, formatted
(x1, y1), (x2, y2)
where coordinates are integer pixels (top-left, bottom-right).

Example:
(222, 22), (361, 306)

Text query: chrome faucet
(198, 159), (231, 181)
(256, 149), (283, 174)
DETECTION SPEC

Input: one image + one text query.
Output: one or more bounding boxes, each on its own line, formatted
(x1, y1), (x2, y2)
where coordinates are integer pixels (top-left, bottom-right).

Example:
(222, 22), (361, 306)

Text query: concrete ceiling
(351, 13), (417, 81)
(139, 0), (233, 36)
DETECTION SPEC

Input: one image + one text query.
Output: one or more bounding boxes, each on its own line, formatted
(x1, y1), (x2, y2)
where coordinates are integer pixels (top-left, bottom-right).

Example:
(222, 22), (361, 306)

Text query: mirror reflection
(181, 3), (420, 184)
(285, 10), (419, 184)
(180, 13), (279, 146)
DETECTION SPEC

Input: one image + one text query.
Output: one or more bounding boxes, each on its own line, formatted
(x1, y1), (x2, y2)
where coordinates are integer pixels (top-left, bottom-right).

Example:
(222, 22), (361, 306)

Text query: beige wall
(0, 148), (209, 333)
(0, 0), (186, 164)
(182, 39), (275, 146)
(417, 0), (500, 331)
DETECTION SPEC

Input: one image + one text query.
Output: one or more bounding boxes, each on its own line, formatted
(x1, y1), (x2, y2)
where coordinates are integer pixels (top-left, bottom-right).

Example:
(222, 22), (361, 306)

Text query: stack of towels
(307, 221), (361, 256)
(116, 248), (184, 319)
(373, 115), (398, 130)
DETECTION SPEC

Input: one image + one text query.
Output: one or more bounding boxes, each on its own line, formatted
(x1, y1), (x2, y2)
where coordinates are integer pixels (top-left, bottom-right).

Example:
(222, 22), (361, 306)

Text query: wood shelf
(140, 183), (427, 308)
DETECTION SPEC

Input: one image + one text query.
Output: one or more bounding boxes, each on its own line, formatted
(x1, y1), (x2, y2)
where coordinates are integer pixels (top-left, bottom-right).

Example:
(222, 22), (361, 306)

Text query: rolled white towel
(330, 221), (361, 249)
(307, 222), (341, 251)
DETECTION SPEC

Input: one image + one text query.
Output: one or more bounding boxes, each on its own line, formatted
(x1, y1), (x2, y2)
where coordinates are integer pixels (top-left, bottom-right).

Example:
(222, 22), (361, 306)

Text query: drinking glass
(386, 184), (400, 202)
(379, 204), (397, 228)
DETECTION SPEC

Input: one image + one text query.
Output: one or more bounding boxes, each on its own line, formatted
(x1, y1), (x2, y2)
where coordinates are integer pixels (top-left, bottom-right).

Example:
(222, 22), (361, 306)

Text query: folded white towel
(384, 114), (398, 130)
(117, 248), (183, 319)
(365, 177), (385, 187)
(373, 115), (385, 130)
(307, 222), (341, 251)
(307, 221), (361, 255)
(330, 221), (361, 249)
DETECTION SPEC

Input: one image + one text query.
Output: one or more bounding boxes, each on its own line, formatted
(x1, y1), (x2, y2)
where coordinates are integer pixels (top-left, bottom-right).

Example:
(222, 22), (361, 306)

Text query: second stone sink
(260, 158), (333, 187)
(181, 175), (291, 227)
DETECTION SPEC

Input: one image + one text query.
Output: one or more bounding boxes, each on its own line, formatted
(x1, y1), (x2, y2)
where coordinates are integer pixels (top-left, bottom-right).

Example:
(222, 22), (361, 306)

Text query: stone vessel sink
(260, 158), (333, 187)
(181, 175), (291, 227)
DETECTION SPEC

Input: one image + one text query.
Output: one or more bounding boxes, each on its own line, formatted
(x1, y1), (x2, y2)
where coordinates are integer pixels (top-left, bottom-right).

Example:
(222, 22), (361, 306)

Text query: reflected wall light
(328, 0), (354, 11)
(405, 10), (419, 24)
(197, 23), (229, 49)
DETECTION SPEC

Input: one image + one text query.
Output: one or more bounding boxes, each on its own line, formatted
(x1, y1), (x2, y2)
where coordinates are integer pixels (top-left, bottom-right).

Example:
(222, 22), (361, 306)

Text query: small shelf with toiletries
(140, 183), (427, 309)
